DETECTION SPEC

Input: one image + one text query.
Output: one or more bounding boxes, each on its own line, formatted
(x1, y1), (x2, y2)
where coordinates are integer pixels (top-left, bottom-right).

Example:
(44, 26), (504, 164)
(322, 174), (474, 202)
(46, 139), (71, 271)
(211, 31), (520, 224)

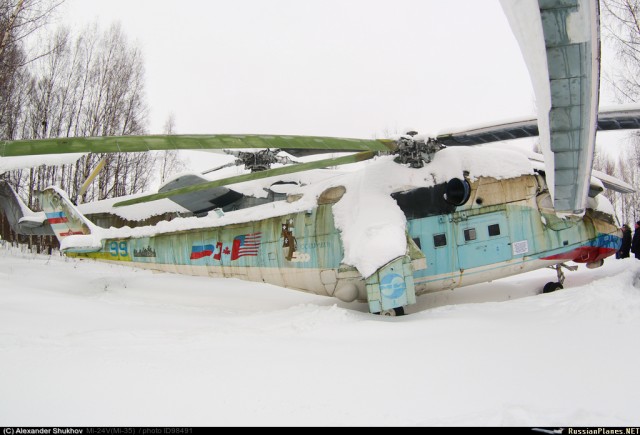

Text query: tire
(379, 307), (405, 316)
(543, 282), (556, 293)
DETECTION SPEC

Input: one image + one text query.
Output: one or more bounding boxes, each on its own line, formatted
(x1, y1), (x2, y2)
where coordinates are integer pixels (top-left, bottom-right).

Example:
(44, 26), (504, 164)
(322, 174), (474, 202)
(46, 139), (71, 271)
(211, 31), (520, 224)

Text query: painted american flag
(231, 232), (262, 260)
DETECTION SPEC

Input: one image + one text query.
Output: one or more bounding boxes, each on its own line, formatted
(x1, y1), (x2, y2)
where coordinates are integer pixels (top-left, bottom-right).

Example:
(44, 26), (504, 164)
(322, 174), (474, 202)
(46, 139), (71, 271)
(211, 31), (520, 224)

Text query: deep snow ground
(1, 245), (639, 426)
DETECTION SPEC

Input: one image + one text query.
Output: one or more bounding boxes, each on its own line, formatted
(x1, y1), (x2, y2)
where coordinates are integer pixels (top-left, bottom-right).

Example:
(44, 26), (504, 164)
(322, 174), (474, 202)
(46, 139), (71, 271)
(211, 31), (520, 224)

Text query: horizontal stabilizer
(0, 180), (54, 236)
(18, 215), (48, 229)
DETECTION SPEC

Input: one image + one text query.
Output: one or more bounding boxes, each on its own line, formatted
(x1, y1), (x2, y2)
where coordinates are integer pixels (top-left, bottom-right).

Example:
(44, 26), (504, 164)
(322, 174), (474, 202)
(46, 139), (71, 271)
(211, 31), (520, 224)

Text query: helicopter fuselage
(57, 169), (620, 314)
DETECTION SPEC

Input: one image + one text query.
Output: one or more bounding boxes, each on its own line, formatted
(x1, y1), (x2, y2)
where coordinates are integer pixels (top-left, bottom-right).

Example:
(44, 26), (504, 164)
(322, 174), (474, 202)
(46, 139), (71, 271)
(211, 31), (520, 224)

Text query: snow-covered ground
(1, 244), (639, 426)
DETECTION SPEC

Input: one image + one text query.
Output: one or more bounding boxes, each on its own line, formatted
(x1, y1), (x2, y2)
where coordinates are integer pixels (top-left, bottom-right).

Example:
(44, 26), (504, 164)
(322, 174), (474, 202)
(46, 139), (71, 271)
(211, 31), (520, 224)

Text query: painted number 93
(109, 241), (129, 257)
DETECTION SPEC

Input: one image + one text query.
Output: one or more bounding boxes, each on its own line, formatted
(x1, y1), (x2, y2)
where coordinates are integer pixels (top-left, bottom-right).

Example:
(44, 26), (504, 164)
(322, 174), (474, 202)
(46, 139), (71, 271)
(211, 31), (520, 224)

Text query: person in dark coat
(618, 224), (632, 258)
(631, 221), (640, 260)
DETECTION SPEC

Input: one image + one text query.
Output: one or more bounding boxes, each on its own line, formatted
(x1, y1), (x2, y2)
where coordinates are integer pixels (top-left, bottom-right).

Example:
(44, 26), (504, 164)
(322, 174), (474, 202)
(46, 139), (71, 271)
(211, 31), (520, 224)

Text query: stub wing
(528, 152), (634, 194)
(502, 0), (599, 214)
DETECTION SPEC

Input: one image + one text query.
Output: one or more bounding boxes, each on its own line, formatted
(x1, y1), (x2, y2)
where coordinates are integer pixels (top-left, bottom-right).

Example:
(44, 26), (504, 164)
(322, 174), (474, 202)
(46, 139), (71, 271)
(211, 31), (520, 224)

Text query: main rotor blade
(1, 134), (394, 157)
(436, 105), (640, 146)
(113, 151), (376, 207)
(436, 117), (539, 146)
(78, 157), (106, 197)
(201, 161), (238, 175)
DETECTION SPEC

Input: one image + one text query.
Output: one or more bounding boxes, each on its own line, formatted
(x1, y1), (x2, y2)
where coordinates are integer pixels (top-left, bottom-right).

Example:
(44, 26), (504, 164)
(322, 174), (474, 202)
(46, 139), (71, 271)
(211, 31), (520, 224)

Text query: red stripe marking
(59, 230), (84, 236)
(542, 246), (617, 263)
(47, 217), (68, 224)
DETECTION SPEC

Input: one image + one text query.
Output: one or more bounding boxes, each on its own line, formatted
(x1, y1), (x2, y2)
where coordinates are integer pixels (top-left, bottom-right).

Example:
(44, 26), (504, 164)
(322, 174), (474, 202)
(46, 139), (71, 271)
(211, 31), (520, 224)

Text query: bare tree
(599, 0), (640, 222)
(601, 0), (640, 102)
(0, 0), (63, 62)
(593, 149), (619, 214)
(157, 112), (186, 184)
(626, 141), (640, 221)
(4, 21), (156, 207)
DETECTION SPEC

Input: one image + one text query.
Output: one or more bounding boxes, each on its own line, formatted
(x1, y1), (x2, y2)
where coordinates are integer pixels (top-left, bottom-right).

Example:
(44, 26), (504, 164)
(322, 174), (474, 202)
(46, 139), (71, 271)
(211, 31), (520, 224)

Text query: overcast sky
(57, 0), (539, 139)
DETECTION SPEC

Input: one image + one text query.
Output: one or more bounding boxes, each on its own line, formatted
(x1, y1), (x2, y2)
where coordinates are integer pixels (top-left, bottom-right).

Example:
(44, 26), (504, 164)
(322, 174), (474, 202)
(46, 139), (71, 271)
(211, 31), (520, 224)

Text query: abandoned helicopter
(1, 0), (639, 315)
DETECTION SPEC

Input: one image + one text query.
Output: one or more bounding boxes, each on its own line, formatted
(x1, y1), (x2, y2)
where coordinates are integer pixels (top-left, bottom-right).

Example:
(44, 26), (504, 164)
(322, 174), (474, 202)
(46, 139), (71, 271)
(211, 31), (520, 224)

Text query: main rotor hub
(393, 136), (444, 168)
(226, 149), (295, 172)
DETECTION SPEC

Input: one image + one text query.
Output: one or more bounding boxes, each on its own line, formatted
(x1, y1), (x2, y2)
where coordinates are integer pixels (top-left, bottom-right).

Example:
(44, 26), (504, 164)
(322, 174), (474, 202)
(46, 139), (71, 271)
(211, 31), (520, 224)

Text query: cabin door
(456, 211), (512, 270)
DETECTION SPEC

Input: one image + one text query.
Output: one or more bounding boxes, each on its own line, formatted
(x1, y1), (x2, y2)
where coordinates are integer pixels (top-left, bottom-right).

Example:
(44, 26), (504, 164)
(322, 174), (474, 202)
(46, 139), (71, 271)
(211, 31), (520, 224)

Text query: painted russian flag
(45, 211), (68, 224)
(190, 244), (215, 260)
(231, 232), (262, 260)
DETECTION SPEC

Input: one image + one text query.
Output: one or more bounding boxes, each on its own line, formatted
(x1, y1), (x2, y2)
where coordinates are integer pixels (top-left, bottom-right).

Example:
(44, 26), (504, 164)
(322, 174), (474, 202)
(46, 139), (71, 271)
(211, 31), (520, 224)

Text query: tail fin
(0, 180), (53, 236)
(39, 186), (102, 252)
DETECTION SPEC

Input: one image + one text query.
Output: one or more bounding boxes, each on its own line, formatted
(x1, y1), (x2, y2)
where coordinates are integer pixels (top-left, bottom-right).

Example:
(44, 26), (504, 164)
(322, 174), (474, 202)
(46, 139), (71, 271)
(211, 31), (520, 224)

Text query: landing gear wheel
(543, 282), (554, 293)
(543, 263), (575, 293)
(379, 307), (405, 316)
(543, 282), (563, 293)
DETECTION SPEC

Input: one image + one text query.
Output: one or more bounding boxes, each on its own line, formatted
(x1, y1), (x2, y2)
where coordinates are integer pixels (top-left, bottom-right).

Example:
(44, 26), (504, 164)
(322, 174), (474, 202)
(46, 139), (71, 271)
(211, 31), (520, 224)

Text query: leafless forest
(1, 0), (640, 237)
